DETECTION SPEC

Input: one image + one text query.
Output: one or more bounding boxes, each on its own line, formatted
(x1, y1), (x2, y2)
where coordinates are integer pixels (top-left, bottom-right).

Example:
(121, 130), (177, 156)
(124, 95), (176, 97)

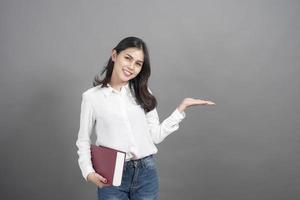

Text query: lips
(123, 69), (133, 76)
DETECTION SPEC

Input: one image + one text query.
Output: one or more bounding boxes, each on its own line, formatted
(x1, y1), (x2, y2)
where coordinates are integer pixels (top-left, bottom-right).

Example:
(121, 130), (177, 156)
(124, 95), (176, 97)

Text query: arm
(146, 107), (186, 144)
(75, 93), (96, 181)
(146, 87), (186, 144)
(145, 87), (216, 144)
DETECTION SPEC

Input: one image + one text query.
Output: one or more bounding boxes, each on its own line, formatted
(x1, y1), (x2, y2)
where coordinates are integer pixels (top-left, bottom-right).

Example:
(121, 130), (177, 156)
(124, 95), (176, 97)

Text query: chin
(121, 75), (134, 81)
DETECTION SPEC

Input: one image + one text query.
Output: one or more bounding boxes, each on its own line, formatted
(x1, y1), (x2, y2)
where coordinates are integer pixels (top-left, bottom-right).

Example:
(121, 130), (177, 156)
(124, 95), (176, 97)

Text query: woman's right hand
(87, 172), (110, 188)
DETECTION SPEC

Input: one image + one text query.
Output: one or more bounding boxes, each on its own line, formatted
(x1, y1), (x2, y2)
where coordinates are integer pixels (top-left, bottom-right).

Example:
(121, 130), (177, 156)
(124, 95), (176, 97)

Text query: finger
(207, 101), (216, 105)
(96, 174), (108, 184)
(94, 177), (103, 186)
(201, 100), (212, 105)
(101, 178), (108, 184)
(193, 99), (207, 104)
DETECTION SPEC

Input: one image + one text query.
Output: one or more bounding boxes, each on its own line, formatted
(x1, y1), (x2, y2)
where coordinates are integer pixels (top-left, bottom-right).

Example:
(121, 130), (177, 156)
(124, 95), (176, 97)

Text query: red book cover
(90, 144), (126, 186)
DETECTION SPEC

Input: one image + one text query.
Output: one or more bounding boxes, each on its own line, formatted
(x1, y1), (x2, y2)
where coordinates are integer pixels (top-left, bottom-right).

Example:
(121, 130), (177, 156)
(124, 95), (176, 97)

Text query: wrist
(177, 104), (186, 113)
(87, 172), (94, 181)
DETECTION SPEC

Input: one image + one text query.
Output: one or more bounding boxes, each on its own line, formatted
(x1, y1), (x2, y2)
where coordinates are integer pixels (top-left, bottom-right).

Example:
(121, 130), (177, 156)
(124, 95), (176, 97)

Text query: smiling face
(111, 47), (144, 84)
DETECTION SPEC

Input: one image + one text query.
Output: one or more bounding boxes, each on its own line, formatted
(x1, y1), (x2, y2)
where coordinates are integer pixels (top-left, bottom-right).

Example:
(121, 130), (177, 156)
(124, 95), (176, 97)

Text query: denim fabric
(97, 155), (159, 200)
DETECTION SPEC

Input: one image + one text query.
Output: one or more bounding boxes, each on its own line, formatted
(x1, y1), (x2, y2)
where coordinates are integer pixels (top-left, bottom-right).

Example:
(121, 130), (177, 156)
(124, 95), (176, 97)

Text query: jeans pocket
(144, 156), (157, 170)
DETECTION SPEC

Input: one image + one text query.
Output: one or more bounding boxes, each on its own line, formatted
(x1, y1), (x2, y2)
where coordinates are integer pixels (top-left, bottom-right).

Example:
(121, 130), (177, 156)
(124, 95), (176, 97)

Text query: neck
(109, 78), (128, 92)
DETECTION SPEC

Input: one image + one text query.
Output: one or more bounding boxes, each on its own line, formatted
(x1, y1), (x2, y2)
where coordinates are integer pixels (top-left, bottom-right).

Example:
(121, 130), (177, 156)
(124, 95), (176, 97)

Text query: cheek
(114, 62), (123, 71)
(120, 58), (129, 65)
(115, 58), (125, 67)
(135, 68), (142, 75)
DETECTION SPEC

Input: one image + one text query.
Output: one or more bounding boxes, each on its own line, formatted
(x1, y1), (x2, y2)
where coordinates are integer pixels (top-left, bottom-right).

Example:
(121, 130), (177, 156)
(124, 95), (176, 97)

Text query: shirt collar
(103, 82), (131, 98)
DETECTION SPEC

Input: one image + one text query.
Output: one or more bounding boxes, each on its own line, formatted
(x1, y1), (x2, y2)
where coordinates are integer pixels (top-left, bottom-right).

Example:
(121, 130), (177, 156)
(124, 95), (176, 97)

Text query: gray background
(1, 0), (299, 199)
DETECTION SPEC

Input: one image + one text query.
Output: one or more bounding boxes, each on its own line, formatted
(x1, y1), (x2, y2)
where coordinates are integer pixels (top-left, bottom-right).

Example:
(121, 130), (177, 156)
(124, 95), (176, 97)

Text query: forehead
(121, 48), (144, 61)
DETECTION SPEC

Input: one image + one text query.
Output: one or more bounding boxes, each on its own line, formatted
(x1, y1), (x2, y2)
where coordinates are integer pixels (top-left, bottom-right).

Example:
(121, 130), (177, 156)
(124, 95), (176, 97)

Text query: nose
(128, 62), (135, 70)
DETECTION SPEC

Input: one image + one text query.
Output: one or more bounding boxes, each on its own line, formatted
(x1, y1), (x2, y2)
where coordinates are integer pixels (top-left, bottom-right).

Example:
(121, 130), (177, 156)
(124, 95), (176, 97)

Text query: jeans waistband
(125, 155), (154, 168)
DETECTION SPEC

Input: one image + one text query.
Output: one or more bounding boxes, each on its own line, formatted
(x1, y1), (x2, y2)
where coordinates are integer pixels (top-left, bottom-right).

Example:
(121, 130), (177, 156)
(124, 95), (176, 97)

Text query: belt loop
(133, 160), (138, 168)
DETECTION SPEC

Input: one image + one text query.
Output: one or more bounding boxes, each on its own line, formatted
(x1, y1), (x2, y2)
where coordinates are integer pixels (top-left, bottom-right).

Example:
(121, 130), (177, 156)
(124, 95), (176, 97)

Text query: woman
(76, 36), (215, 200)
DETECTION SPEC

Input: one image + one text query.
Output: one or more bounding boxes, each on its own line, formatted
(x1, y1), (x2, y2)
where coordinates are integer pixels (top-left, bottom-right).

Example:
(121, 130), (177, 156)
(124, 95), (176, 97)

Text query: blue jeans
(97, 155), (159, 200)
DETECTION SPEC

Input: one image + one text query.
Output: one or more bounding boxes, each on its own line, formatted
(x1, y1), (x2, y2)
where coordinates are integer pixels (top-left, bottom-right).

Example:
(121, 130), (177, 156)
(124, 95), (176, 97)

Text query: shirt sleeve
(75, 93), (96, 181)
(146, 87), (186, 144)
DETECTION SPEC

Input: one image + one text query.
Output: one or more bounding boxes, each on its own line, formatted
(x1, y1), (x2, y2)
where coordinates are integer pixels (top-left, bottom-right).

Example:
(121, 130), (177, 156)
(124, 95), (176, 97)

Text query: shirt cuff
(83, 167), (95, 181)
(174, 108), (186, 120)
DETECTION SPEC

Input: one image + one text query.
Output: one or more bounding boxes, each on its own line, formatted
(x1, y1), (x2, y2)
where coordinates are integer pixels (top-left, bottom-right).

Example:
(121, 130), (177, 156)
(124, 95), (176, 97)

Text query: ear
(111, 49), (117, 62)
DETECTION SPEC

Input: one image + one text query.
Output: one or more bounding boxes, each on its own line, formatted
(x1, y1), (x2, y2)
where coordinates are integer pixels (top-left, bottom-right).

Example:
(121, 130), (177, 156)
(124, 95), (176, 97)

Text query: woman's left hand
(177, 98), (216, 112)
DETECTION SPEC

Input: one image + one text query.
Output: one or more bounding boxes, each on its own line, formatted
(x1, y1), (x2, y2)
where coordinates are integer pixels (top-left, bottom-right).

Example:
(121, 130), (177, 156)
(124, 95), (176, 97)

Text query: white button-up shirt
(76, 82), (186, 180)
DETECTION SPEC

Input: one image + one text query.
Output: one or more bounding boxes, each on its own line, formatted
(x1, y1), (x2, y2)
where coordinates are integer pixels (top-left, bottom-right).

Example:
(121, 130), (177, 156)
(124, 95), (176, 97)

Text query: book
(90, 144), (126, 186)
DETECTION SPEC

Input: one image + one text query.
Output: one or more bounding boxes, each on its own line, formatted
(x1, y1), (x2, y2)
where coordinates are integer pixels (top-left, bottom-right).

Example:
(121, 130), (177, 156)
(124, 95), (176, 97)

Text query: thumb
(95, 173), (108, 184)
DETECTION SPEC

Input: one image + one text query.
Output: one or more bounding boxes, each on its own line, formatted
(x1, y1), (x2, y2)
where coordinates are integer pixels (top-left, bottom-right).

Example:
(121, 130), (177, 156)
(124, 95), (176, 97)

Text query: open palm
(184, 98), (216, 107)
(177, 98), (216, 112)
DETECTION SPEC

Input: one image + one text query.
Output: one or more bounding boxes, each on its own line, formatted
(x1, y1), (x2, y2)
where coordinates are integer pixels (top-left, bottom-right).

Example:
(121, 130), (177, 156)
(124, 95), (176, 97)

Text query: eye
(125, 56), (130, 60)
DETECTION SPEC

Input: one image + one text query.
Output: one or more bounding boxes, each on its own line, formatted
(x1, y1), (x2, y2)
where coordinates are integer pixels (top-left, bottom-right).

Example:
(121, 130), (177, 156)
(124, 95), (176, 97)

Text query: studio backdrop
(0, 0), (299, 199)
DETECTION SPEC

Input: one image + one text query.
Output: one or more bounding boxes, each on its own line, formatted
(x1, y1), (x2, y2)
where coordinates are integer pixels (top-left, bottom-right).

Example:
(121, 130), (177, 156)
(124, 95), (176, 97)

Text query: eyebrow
(126, 54), (144, 63)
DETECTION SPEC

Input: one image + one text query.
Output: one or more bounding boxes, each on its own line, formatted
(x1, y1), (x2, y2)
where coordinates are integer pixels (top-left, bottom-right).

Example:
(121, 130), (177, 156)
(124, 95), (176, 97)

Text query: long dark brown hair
(93, 36), (157, 113)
